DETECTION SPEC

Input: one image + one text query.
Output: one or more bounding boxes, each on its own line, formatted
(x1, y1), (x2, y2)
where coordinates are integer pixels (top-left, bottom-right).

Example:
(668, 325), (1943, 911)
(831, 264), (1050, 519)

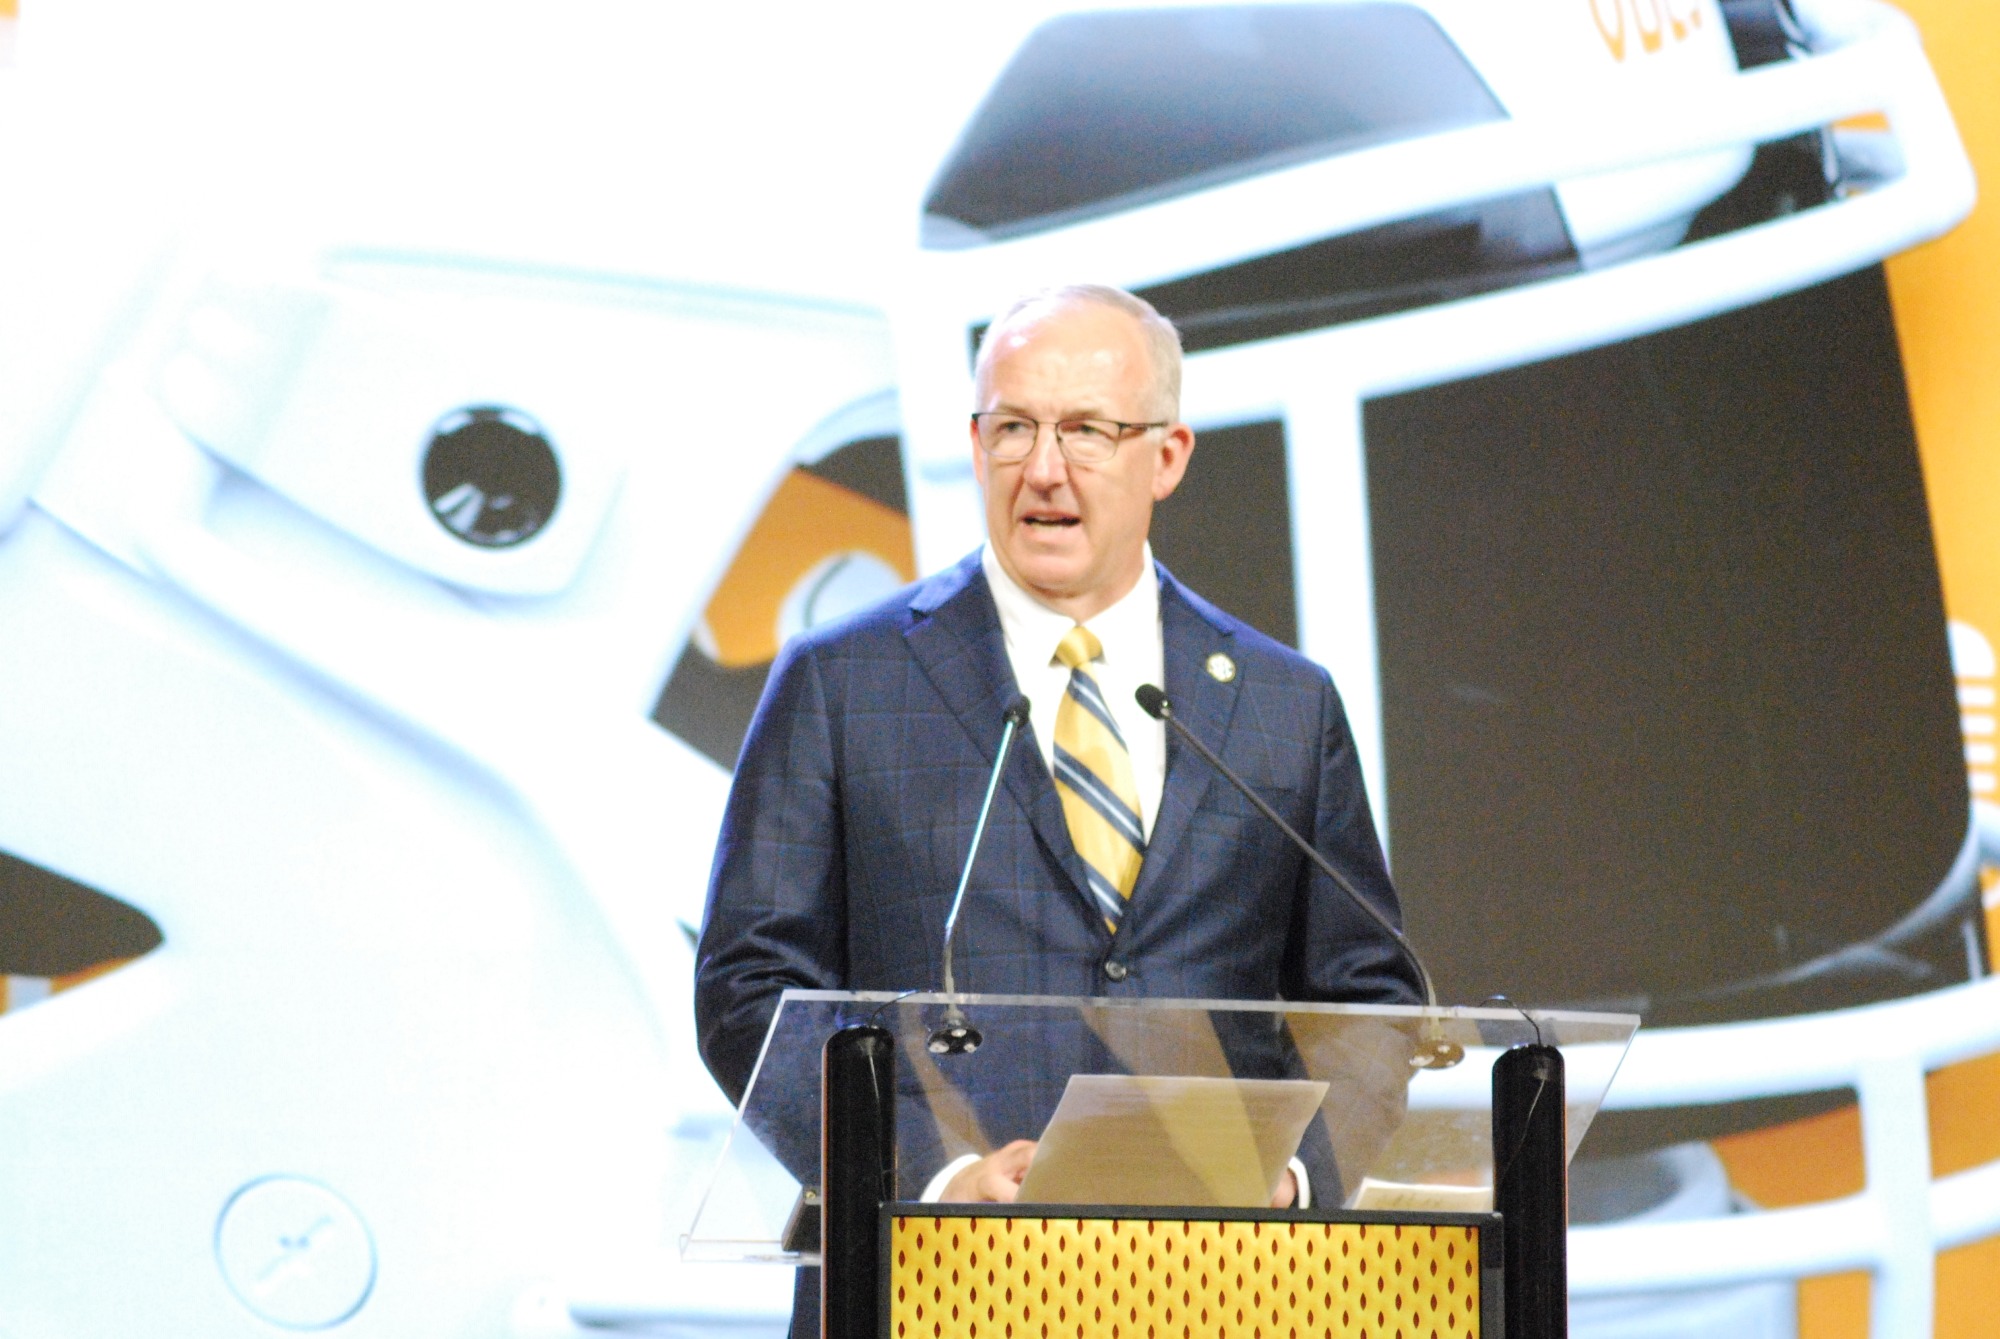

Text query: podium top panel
(683, 991), (1636, 1264)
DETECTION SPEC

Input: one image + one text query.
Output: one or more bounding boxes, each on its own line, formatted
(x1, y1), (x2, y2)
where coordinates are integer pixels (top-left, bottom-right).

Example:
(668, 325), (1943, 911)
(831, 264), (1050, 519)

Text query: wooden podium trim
(881, 1205), (1502, 1338)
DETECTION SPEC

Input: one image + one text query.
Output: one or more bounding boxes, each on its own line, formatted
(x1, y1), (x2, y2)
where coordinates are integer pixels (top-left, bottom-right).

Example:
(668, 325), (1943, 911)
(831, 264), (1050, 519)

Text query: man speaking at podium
(695, 284), (1419, 1215)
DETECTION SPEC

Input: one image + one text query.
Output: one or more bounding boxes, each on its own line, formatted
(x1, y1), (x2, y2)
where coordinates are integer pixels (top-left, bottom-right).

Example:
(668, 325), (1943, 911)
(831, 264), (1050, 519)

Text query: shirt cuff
(922, 1153), (983, 1202)
(1289, 1156), (1312, 1209)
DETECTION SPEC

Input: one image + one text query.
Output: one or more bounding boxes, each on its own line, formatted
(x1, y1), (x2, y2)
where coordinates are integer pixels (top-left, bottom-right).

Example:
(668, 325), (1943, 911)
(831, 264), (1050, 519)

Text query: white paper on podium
(1015, 1074), (1329, 1207)
(1349, 1177), (1496, 1213)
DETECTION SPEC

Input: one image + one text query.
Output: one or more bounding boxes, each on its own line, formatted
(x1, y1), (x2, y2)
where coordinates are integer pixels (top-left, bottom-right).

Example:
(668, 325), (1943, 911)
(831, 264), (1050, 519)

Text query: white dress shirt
(980, 544), (1167, 839)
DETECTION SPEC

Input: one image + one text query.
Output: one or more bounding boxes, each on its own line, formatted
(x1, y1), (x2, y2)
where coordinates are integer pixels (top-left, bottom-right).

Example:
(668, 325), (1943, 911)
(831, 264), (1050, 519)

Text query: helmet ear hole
(421, 406), (562, 549)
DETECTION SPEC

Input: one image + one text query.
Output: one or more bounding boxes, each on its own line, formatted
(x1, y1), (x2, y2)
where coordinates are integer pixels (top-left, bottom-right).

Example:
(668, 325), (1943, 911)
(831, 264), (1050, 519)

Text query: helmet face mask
(893, 0), (1994, 1327)
(899, 0), (1982, 1018)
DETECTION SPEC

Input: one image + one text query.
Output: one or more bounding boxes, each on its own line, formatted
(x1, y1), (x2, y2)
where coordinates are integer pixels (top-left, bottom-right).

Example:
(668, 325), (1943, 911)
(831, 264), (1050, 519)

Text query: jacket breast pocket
(1191, 778), (1309, 841)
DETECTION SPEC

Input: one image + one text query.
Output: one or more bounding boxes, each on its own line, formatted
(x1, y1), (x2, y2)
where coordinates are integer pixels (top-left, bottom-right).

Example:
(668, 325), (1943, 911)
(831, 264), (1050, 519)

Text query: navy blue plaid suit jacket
(695, 551), (1420, 1107)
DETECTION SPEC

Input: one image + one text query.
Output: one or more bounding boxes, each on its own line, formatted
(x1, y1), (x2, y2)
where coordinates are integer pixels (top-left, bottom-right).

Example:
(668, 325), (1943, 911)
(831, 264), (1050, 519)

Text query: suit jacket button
(1103, 960), (1129, 982)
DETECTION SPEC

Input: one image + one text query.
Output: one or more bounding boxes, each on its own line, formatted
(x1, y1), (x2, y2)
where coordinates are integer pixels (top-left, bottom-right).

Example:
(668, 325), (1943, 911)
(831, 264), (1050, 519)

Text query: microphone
(1134, 684), (1462, 1069)
(929, 695), (1032, 1055)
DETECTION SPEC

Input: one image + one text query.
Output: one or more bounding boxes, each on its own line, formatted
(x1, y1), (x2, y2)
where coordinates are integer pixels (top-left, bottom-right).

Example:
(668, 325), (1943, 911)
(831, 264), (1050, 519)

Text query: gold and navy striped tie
(1053, 625), (1145, 929)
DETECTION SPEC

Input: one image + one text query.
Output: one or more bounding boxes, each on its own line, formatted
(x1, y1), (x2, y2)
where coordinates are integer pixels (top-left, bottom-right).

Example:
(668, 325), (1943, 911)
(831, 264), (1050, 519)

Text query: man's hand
(941, 1140), (1037, 1203)
(1269, 1167), (1299, 1209)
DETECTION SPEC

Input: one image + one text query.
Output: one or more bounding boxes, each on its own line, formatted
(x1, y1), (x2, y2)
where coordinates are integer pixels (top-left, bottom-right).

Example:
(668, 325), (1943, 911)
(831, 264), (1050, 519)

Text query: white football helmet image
(1, 0), (1996, 1335)
(0, 236), (916, 1331)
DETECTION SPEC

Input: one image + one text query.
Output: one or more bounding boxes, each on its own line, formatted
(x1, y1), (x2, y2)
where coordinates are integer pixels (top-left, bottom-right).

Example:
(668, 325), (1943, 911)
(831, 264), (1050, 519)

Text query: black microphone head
(1135, 684), (1170, 719)
(1003, 695), (1031, 727)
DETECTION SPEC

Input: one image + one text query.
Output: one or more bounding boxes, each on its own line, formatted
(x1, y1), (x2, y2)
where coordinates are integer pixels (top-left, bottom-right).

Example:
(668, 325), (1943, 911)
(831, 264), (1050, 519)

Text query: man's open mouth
(1023, 515), (1080, 528)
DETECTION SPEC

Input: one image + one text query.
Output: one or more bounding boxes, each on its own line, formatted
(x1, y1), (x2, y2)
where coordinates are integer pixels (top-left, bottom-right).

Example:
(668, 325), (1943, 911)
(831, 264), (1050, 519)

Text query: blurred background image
(2, 1), (1997, 1335)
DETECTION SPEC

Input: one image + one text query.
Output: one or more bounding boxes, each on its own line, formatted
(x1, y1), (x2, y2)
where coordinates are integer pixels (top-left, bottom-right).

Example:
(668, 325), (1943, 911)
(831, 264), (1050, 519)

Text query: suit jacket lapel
(902, 555), (1098, 916)
(1129, 569), (1241, 910)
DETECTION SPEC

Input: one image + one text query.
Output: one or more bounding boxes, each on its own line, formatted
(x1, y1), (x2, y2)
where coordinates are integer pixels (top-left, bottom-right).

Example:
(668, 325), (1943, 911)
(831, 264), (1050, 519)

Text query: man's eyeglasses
(971, 413), (1168, 465)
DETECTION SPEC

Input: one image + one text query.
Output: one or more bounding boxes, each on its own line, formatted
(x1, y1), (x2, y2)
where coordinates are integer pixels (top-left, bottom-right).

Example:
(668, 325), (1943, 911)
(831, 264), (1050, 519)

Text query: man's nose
(1021, 423), (1068, 488)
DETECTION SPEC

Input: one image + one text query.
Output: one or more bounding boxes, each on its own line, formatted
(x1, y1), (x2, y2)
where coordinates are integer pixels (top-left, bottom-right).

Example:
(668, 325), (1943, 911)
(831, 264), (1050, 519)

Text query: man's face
(971, 302), (1195, 622)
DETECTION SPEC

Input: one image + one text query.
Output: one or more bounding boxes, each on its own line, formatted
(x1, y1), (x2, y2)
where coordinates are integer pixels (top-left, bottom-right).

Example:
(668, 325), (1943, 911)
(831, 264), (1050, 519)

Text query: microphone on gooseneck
(1134, 683), (1462, 1069)
(929, 695), (1032, 1056)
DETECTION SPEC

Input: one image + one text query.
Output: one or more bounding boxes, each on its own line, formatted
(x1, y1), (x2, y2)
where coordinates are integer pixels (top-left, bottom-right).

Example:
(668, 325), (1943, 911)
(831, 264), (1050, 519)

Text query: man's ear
(969, 415), (990, 492)
(1151, 422), (1196, 502)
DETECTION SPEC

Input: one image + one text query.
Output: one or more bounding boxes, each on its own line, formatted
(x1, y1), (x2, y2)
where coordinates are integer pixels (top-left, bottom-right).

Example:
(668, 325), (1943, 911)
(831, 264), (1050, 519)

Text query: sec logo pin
(1206, 652), (1236, 683)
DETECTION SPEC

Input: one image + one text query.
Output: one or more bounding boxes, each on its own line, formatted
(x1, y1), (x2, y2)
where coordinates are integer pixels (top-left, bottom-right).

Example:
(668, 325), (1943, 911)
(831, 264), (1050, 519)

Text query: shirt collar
(981, 543), (1160, 669)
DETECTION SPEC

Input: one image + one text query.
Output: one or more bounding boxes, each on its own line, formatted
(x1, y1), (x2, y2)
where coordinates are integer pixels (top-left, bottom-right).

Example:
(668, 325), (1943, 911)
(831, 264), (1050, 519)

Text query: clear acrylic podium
(685, 991), (1638, 1338)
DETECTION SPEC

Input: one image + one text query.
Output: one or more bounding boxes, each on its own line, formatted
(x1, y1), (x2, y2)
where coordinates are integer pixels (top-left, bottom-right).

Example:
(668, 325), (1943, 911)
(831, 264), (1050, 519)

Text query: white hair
(973, 283), (1184, 419)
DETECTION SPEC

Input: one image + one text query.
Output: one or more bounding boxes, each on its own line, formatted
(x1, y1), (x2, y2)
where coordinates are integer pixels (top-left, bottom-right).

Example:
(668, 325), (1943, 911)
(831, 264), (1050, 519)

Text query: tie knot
(1055, 625), (1103, 672)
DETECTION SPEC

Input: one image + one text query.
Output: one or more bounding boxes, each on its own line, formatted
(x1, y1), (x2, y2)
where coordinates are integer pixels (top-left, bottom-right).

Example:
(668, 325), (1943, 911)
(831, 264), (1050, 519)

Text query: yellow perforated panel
(887, 1214), (1482, 1339)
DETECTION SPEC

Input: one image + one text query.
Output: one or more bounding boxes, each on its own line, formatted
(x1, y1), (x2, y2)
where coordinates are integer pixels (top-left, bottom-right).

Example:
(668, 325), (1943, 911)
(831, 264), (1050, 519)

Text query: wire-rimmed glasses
(971, 413), (1169, 464)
